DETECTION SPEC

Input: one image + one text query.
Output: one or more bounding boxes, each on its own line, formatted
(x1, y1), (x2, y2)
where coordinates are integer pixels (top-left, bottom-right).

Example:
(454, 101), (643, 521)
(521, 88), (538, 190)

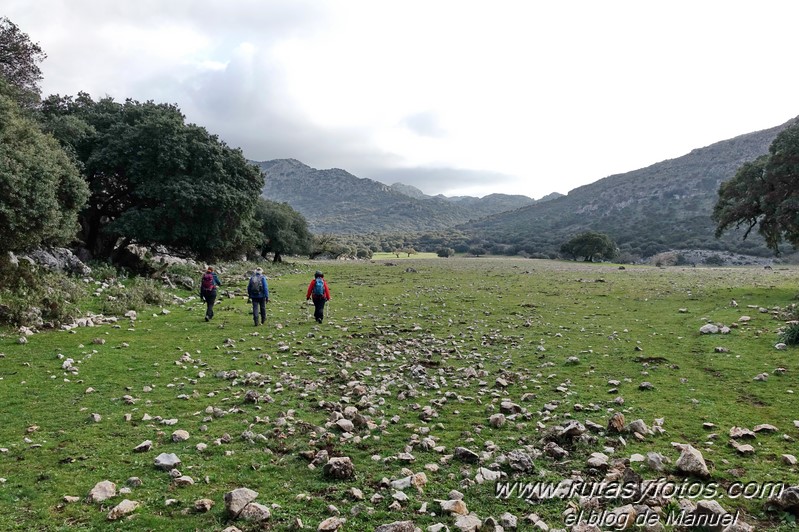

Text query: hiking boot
(204, 316), (209, 322)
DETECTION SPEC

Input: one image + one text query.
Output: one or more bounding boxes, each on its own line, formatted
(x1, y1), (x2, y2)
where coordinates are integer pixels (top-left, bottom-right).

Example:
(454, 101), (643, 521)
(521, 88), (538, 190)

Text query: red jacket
(306, 278), (331, 300)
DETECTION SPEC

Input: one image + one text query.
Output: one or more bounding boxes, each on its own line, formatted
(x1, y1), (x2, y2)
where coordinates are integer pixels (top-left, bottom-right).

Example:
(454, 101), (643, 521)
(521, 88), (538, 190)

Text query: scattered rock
(238, 501), (271, 522)
(87, 480), (116, 503)
(224, 487), (259, 518)
(154, 453), (181, 471)
(317, 516), (346, 531)
(171, 429), (190, 442)
(439, 499), (468, 515)
(454, 447), (480, 464)
(133, 440), (152, 453)
(107, 499), (140, 520)
(587, 452), (609, 469)
(323, 457), (355, 480)
(608, 412), (625, 432)
(729, 427), (756, 439)
(673, 442), (710, 477)
(375, 520), (415, 532)
(194, 499), (214, 513)
(453, 514), (482, 531)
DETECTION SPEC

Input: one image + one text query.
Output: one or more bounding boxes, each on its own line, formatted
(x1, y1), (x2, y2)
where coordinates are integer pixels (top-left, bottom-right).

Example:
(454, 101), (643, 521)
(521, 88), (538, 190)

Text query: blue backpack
(313, 278), (325, 296)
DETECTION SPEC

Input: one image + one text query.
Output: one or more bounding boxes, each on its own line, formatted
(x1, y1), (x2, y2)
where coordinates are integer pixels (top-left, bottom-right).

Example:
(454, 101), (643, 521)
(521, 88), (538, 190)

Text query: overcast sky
(6, 1), (798, 199)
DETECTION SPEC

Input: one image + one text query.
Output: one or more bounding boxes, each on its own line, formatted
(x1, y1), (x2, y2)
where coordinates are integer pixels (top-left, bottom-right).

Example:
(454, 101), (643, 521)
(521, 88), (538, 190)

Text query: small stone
(154, 453), (181, 471)
(87, 480), (116, 503)
(782, 454), (797, 466)
(489, 413), (506, 428)
(699, 324), (719, 334)
(439, 499), (468, 515)
(453, 447), (480, 463)
(107, 499), (139, 520)
(194, 498), (214, 513)
(587, 452), (609, 468)
(171, 429), (190, 442)
(224, 487), (259, 517)
(335, 418), (355, 432)
(317, 516), (346, 531)
(133, 440), (152, 453)
(174, 475), (194, 487)
(374, 521), (415, 532)
(239, 501), (271, 522)
(673, 442), (710, 477)
(323, 457), (355, 480)
(753, 424), (778, 433)
(453, 514), (482, 531)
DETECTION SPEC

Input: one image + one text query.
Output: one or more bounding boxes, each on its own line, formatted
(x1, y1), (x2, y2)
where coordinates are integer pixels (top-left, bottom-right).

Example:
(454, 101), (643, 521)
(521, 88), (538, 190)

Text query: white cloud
(5, 0), (799, 199)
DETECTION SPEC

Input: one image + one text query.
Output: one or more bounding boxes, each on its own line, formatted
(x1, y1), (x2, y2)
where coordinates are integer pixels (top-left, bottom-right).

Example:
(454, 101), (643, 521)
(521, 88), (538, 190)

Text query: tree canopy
(254, 198), (313, 262)
(560, 231), (618, 261)
(713, 120), (799, 253)
(0, 82), (88, 254)
(0, 17), (46, 108)
(39, 93), (264, 261)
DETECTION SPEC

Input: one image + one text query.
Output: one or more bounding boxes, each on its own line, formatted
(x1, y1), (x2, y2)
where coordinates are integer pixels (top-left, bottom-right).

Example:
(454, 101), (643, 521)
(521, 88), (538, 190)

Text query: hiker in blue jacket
(247, 267), (269, 326)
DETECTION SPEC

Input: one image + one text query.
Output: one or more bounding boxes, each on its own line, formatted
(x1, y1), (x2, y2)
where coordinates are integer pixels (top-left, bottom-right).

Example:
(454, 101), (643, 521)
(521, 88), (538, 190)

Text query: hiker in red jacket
(305, 270), (331, 323)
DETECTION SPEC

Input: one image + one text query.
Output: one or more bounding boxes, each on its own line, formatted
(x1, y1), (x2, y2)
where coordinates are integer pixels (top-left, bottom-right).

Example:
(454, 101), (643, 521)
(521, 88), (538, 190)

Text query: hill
(462, 116), (799, 258)
(254, 159), (536, 233)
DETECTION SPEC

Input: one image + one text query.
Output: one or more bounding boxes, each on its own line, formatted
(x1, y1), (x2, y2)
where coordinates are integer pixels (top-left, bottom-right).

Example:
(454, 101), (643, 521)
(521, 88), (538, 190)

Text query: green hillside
(462, 117), (799, 258)
(255, 159), (535, 233)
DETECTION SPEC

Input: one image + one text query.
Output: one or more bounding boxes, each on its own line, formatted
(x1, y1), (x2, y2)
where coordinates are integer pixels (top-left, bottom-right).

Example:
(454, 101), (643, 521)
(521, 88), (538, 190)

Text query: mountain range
(255, 115), (798, 258)
(254, 159), (545, 233)
(462, 116), (798, 257)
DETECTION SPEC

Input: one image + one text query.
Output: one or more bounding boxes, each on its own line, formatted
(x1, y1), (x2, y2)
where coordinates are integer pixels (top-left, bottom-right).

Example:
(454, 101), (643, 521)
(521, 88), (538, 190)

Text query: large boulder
(25, 247), (91, 276)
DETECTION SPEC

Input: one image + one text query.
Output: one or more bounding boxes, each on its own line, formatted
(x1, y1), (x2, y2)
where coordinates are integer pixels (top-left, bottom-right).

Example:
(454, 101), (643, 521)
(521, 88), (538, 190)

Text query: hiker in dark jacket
(247, 267), (269, 326)
(200, 266), (222, 321)
(305, 270), (331, 323)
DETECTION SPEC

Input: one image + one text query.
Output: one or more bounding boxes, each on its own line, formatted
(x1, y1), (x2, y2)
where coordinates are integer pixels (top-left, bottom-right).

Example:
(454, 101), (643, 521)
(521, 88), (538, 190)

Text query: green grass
(0, 258), (797, 530)
(371, 252), (439, 260)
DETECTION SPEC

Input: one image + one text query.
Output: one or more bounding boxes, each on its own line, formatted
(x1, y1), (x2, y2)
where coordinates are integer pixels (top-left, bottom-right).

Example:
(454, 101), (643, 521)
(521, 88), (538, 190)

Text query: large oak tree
(714, 120), (799, 253)
(40, 94), (264, 261)
(560, 231), (618, 261)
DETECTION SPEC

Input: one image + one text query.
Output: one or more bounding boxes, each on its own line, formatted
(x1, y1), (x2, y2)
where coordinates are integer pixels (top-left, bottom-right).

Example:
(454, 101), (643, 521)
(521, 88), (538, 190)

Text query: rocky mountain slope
(462, 116), (799, 258)
(255, 159), (537, 233)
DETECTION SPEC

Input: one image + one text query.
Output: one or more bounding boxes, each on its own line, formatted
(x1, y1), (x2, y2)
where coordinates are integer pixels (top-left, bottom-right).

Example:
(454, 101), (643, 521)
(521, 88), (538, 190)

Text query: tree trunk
(273, 252), (282, 263)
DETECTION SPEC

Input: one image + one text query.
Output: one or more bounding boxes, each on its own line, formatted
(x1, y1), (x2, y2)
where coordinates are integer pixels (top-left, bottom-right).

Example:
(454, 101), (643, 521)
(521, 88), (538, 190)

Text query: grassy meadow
(0, 257), (797, 531)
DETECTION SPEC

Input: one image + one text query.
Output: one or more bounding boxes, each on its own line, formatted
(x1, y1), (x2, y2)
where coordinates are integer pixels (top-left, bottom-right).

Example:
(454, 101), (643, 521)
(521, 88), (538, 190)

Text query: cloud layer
(6, 1), (799, 199)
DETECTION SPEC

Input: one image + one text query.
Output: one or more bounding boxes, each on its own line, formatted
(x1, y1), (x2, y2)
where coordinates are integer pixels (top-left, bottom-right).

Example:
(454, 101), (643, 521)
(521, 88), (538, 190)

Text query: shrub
(100, 277), (170, 315)
(779, 322), (799, 346)
(703, 254), (725, 266)
(0, 256), (87, 326)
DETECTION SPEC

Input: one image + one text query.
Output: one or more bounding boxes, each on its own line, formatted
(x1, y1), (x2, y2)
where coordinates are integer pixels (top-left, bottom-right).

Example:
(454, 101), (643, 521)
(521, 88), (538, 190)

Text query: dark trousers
(252, 298), (266, 325)
(203, 289), (217, 319)
(312, 295), (326, 322)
